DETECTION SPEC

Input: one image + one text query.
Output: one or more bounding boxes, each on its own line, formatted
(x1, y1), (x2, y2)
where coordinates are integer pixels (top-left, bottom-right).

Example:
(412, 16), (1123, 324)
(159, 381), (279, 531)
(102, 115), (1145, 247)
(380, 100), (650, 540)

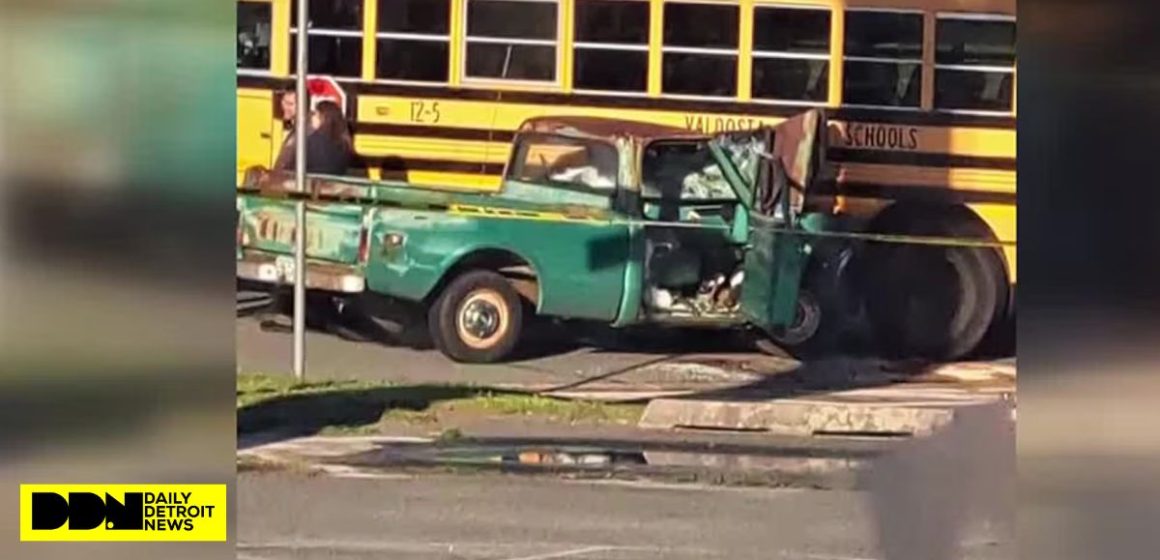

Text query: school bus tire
(861, 212), (1007, 361)
(976, 285), (1016, 358)
(428, 270), (524, 363)
(863, 244), (985, 360)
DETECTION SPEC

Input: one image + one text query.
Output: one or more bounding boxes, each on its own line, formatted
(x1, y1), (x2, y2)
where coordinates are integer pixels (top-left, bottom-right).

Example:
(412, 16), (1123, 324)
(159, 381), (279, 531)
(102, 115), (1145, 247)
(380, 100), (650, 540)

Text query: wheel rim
(773, 293), (821, 346)
(456, 289), (509, 349)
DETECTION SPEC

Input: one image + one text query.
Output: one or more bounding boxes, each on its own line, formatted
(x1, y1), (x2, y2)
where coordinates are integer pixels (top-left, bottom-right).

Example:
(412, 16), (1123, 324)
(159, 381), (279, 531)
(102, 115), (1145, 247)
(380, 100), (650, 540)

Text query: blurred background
(0, 1), (236, 558)
(1019, 0), (1160, 558)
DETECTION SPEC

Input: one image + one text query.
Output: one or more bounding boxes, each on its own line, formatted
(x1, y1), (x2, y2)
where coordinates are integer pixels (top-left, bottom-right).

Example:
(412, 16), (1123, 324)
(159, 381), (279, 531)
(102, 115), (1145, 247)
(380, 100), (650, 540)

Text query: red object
(357, 228), (370, 263)
(306, 77), (347, 114)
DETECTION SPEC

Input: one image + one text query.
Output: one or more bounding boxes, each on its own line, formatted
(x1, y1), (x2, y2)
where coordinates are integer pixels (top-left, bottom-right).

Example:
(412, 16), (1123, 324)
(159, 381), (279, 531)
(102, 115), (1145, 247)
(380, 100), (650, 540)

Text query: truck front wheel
(764, 289), (824, 355)
(429, 270), (524, 363)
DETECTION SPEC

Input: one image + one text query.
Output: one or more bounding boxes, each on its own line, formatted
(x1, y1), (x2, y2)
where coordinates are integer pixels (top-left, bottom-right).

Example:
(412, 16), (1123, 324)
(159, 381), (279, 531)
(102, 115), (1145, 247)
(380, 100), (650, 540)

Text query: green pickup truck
(237, 109), (828, 363)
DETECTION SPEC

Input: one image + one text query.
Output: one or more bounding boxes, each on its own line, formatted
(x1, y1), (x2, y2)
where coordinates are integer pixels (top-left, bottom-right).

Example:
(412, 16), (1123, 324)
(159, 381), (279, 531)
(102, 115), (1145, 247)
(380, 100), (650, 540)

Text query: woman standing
(259, 100), (358, 337)
(275, 100), (353, 176)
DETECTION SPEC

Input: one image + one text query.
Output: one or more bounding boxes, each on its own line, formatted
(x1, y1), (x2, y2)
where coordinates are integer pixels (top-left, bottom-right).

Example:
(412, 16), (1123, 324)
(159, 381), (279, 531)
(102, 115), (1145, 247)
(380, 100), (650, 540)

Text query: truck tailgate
(238, 197), (366, 265)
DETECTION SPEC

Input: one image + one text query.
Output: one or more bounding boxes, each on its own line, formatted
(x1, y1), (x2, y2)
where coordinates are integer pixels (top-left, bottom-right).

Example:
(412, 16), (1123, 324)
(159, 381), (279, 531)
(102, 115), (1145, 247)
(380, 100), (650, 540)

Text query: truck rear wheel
(428, 270), (524, 363)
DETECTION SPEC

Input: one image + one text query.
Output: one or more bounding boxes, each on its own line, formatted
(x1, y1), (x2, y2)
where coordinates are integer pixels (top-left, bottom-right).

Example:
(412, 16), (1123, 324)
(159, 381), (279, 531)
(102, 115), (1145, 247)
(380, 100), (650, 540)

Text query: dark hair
(312, 101), (352, 153)
(278, 89), (310, 125)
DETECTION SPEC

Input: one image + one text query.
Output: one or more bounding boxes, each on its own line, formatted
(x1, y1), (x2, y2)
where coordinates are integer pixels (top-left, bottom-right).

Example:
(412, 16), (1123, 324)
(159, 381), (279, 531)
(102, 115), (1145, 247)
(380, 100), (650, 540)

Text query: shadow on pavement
(237, 289), (763, 361)
(238, 288), (436, 350)
(533, 324), (944, 400)
(237, 384), (521, 448)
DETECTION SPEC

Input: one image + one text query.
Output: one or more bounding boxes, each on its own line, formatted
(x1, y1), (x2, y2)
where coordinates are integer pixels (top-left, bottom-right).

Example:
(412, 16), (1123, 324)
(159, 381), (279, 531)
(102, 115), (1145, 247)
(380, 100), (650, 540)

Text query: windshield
(641, 140), (736, 201)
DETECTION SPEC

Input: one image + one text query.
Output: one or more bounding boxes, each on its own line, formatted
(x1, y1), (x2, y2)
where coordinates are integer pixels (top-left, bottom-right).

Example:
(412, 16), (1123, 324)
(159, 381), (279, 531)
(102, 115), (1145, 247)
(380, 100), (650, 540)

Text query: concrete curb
(921, 360), (1016, 382)
(639, 389), (1013, 437)
(641, 450), (866, 477)
(238, 435), (431, 470)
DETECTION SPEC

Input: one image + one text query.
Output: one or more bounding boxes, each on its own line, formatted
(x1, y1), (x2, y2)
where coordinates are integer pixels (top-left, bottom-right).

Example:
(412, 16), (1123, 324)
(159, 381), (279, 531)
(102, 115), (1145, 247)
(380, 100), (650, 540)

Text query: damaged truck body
(238, 110), (827, 363)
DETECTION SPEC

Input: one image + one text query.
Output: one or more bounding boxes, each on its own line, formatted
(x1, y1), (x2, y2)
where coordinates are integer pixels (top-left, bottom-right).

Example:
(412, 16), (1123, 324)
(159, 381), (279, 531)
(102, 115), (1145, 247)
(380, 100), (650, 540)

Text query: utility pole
(292, 0), (309, 381)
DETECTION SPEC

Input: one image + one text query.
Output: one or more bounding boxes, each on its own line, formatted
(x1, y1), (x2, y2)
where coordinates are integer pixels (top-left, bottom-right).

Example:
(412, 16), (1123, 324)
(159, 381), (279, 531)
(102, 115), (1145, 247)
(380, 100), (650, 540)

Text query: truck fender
(425, 246), (544, 310)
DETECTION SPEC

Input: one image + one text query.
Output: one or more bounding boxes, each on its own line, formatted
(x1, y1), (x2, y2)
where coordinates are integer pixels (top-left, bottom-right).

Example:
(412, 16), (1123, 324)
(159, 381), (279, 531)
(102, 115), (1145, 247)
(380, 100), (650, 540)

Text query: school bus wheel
(861, 221), (1006, 361)
(852, 203), (1009, 361)
(428, 270), (524, 363)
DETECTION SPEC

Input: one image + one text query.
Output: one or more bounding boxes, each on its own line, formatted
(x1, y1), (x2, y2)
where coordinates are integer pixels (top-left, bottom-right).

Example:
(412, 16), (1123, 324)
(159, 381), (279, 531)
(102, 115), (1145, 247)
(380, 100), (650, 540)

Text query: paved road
(237, 292), (1014, 395)
(236, 310), (793, 392)
(238, 471), (1012, 560)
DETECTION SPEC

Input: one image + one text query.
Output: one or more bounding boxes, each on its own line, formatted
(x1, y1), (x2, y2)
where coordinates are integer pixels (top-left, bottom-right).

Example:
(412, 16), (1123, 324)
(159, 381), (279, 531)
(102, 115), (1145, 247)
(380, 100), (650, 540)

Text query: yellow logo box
(20, 484), (228, 542)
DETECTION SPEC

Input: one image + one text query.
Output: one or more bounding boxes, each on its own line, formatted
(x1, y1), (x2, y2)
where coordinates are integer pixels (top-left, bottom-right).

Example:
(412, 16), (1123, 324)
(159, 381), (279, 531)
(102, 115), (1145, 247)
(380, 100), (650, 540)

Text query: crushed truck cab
(237, 109), (828, 363)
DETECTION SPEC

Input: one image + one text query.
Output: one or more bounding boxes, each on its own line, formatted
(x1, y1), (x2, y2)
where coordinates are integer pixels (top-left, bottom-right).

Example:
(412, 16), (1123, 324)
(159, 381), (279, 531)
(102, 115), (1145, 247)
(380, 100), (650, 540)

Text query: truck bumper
(236, 251), (365, 293)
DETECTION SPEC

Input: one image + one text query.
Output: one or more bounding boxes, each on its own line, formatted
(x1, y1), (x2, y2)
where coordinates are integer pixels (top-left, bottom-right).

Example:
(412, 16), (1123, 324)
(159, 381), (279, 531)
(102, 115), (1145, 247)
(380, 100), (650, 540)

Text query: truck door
(236, 0), (276, 184)
(727, 110), (826, 332)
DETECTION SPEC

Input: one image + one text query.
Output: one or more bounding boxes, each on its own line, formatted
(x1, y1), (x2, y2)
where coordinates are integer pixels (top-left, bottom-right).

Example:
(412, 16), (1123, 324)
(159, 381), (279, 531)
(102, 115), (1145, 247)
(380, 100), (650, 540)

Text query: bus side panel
(968, 202), (1017, 284)
(237, 88), (275, 183)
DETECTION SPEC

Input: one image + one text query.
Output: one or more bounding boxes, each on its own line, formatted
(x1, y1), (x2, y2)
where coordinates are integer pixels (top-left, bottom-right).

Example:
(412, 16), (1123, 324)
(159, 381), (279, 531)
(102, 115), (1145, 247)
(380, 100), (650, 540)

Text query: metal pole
(292, 0), (309, 381)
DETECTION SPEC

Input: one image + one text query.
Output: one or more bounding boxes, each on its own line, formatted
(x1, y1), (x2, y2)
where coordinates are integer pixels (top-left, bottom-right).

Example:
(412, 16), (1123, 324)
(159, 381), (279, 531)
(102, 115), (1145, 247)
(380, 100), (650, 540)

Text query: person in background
(261, 100), (362, 337)
(277, 100), (353, 176)
(271, 89), (304, 172)
(240, 89), (303, 186)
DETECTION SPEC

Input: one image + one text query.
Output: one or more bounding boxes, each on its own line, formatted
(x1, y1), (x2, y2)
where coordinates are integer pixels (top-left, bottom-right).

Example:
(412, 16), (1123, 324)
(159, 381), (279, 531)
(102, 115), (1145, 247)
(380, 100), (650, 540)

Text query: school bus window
(662, 2), (739, 97)
(934, 15), (1015, 112)
(751, 7), (830, 102)
(292, 0), (362, 29)
(290, 0), (364, 77)
(377, 0), (452, 82)
(574, 0), (649, 92)
(237, 2), (272, 71)
(465, 0), (559, 82)
(842, 10), (923, 107)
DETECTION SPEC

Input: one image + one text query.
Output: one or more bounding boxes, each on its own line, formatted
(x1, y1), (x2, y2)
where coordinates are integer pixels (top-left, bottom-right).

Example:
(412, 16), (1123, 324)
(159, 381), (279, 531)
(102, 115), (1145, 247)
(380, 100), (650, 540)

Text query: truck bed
(235, 173), (618, 292)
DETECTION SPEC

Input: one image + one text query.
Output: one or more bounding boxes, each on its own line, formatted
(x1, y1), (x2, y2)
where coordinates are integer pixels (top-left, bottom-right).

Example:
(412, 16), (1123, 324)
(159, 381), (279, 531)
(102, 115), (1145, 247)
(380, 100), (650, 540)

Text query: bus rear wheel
(862, 223), (1006, 362)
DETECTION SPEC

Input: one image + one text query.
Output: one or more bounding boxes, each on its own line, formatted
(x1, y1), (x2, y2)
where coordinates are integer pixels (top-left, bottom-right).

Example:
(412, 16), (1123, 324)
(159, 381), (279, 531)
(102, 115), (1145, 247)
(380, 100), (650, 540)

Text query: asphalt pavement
(238, 471), (1013, 560)
(237, 294), (1015, 560)
(236, 308), (796, 393)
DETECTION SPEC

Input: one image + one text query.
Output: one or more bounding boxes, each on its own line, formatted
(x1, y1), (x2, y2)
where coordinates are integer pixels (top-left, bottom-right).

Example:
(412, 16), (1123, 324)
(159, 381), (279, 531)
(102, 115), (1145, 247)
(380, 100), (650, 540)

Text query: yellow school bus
(236, 0), (1015, 359)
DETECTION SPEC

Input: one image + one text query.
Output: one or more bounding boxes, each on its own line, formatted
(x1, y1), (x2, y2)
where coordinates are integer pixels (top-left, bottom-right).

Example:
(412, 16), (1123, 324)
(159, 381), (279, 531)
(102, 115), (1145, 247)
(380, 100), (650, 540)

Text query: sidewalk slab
(918, 359), (1016, 383)
(639, 384), (1014, 437)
